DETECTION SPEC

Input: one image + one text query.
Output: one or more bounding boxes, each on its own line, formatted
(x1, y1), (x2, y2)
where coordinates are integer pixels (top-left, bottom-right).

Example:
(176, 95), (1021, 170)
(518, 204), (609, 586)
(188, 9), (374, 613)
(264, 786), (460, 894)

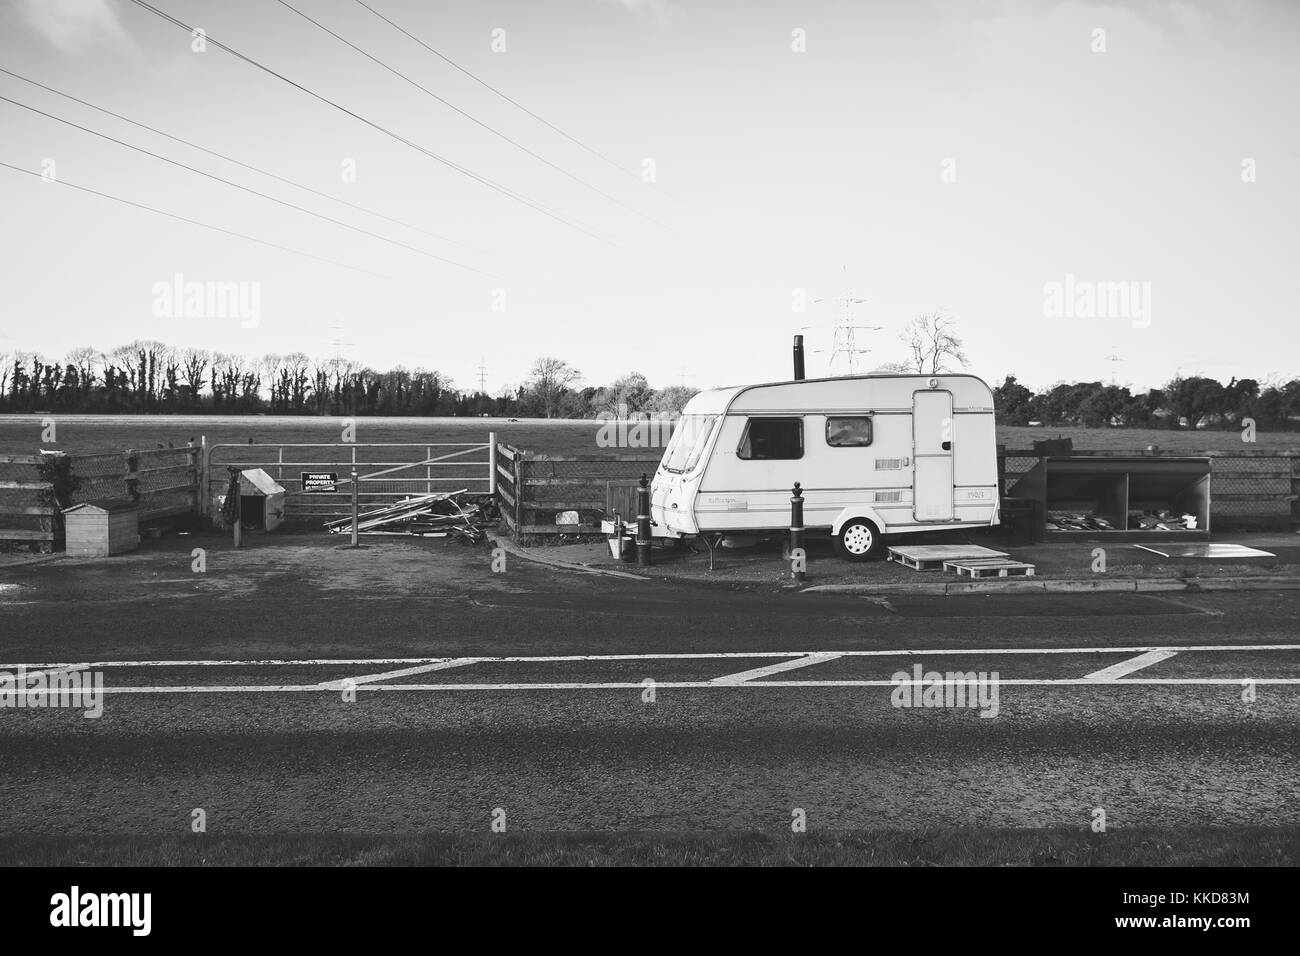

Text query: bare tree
(65, 346), (99, 385)
(262, 353), (302, 410)
(108, 343), (140, 394)
(283, 352), (312, 410)
(180, 347), (210, 401)
(525, 357), (583, 418)
(892, 312), (968, 374)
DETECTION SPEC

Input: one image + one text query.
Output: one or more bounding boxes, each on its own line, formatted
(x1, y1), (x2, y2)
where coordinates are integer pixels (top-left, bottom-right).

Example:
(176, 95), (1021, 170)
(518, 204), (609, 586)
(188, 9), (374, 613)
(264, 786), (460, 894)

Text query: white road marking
(1, 644), (1296, 696)
(1084, 649), (1179, 682)
(322, 658), (482, 688)
(1134, 545), (1170, 557)
(711, 652), (843, 684)
(11, 666), (87, 684)
(5, 644), (1299, 670)
(45, 677), (1300, 695)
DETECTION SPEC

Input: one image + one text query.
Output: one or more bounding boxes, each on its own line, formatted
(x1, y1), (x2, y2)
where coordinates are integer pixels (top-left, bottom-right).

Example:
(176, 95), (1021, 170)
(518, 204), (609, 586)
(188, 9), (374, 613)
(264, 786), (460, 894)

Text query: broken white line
(711, 653), (843, 685)
(1084, 649), (1179, 682)
(321, 658), (482, 688)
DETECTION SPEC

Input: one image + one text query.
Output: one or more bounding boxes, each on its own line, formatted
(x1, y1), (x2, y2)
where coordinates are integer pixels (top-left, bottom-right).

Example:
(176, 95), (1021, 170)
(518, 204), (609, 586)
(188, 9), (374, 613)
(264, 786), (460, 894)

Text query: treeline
(0, 343), (698, 419)
(994, 376), (1300, 430)
(4, 341), (1296, 429)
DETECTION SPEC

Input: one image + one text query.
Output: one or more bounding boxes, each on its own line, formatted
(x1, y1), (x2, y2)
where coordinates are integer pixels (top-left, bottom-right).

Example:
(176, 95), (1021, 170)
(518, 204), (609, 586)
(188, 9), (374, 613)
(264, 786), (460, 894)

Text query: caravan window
(662, 415), (717, 473)
(737, 418), (804, 460)
(826, 416), (873, 447)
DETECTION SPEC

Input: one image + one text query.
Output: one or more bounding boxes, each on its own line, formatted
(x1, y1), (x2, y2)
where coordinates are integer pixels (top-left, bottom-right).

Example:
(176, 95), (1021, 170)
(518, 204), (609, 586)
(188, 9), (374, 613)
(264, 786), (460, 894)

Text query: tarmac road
(1, 535), (1298, 837)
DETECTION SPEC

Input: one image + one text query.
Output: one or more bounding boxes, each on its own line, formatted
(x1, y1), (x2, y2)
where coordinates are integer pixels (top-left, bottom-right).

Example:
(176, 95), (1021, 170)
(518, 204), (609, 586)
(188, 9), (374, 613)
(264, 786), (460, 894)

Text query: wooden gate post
(513, 454), (524, 533)
(1292, 453), (1300, 527)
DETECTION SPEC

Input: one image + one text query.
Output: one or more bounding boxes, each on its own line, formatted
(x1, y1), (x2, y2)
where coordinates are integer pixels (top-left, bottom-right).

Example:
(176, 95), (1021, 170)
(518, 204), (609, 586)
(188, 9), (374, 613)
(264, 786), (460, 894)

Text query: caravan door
(912, 390), (954, 521)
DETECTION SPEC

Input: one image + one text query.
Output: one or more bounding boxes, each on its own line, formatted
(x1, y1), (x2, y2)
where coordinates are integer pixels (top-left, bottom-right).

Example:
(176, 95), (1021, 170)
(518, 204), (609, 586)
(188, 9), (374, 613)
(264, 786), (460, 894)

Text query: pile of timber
(323, 490), (489, 543)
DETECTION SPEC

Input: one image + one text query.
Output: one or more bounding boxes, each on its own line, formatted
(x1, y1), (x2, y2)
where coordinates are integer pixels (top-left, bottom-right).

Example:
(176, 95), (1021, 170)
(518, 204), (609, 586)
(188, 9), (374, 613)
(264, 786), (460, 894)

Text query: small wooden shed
(238, 468), (287, 531)
(62, 498), (140, 557)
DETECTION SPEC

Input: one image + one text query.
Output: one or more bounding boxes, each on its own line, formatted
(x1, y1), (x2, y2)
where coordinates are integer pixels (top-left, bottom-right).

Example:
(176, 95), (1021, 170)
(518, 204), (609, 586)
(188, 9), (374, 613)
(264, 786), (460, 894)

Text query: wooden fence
(0, 446), (200, 551)
(496, 442), (1300, 541)
(495, 443), (662, 539)
(0, 454), (56, 551)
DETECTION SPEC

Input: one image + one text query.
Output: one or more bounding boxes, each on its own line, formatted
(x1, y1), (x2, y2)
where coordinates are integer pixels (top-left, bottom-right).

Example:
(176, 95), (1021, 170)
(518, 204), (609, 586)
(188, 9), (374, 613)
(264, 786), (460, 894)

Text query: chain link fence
(70, 447), (198, 520)
(1206, 451), (1297, 529)
(499, 444), (662, 538)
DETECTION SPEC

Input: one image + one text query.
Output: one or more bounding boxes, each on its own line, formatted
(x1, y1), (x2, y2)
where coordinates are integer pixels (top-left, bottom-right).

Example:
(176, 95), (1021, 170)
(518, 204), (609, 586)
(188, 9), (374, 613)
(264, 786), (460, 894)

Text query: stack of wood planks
(323, 490), (489, 543)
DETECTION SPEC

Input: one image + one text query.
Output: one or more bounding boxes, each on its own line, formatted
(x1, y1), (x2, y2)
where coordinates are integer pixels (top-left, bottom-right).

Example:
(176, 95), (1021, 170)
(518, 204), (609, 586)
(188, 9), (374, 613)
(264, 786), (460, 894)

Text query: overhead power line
(0, 161), (384, 278)
(353, 0), (643, 186)
(0, 66), (477, 253)
(123, 0), (613, 245)
(274, 0), (660, 227)
(0, 94), (505, 283)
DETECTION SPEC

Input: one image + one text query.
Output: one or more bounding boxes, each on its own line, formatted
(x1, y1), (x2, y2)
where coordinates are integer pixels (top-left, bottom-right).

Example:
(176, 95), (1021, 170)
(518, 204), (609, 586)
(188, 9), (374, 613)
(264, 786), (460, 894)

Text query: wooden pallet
(944, 558), (1037, 578)
(887, 544), (1009, 571)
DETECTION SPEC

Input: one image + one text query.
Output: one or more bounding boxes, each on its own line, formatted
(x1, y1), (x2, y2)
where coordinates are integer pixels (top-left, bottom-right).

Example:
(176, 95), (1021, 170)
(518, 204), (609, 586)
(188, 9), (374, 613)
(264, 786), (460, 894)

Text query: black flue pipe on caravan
(792, 334), (806, 381)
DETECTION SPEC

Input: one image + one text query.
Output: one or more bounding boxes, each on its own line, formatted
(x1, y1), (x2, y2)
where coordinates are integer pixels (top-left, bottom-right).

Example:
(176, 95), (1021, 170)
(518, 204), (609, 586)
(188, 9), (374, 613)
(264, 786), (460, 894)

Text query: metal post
(232, 469), (242, 549)
(488, 432), (497, 496)
(187, 439), (198, 516)
(636, 473), (652, 566)
(790, 481), (805, 583)
(426, 446), (432, 494)
(200, 435), (208, 518)
(350, 468), (359, 547)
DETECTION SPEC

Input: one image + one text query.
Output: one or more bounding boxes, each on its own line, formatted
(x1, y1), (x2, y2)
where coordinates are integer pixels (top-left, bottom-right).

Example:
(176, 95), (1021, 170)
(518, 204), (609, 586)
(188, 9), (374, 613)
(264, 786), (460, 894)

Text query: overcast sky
(1, 0), (1296, 396)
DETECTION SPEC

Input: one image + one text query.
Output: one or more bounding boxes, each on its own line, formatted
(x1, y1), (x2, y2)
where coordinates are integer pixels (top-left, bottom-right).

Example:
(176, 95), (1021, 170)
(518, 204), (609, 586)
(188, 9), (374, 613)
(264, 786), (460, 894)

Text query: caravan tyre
(835, 518), (884, 561)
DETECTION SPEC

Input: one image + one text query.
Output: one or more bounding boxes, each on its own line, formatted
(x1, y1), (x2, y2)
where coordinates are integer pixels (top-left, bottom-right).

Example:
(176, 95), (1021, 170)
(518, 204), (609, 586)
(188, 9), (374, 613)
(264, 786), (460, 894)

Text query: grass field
(2, 414), (1297, 458)
(0, 415), (607, 457)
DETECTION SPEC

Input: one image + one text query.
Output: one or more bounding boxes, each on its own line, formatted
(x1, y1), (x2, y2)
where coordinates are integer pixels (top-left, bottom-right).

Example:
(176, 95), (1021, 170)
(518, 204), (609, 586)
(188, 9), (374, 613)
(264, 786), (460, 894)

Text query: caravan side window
(826, 416), (873, 447)
(737, 417), (803, 460)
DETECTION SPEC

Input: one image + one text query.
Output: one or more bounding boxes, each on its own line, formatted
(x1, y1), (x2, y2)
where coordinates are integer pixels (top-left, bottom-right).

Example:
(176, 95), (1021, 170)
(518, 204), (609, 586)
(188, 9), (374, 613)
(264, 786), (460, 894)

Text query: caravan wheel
(834, 518), (884, 561)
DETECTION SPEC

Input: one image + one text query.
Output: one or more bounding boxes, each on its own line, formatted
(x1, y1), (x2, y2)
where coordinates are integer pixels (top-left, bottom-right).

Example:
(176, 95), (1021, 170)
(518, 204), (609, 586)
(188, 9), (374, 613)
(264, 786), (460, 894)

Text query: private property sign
(301, 472), (338, 493)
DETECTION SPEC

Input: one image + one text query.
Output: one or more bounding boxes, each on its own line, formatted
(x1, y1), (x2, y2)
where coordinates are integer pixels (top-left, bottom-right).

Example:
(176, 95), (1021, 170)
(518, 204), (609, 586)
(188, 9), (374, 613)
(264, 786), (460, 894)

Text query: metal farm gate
(203, 438), (495, 523)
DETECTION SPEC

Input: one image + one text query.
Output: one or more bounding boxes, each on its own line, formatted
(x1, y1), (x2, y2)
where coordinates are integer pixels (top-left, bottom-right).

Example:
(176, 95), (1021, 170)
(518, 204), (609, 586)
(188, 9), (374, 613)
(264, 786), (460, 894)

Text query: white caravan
(651, 373), (1000, 560)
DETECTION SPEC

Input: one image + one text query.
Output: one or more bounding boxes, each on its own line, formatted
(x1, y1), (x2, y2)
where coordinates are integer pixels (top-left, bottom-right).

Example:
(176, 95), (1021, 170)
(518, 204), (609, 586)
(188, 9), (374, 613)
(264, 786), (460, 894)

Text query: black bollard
(636, 473), (652, 566)
(790, 482), (805, 582)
